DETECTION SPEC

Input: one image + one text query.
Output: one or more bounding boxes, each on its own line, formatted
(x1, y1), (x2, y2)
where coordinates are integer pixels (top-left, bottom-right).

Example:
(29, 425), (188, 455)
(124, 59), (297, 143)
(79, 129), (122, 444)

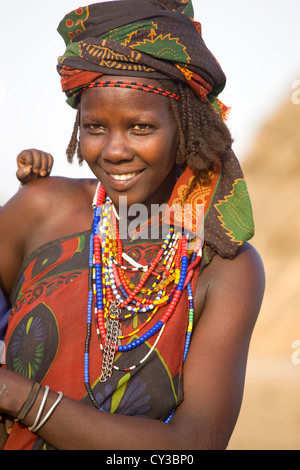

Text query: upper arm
(0, 178), (56, 299)
(0, 192), (29, 300)
(171, 243), (265, 449)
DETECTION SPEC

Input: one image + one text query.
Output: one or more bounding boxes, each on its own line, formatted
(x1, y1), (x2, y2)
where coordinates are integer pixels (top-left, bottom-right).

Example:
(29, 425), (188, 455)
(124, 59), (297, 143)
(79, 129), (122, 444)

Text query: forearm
(0, 370), (185, 450)
(23, 391), (182, 450)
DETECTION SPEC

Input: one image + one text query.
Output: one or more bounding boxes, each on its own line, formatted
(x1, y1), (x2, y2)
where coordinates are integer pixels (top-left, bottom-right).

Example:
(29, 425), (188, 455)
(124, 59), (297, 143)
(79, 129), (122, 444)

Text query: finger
(16, 167), (36, 184)
(5, 419), (14, 435)
(16, 166), (32, 178)
(30, 149), (43, 174)
(16, 150), (34, 169)
(39, 153), (53, 176)
(38, 153), (48, 176)
(47, 153), (54, 173)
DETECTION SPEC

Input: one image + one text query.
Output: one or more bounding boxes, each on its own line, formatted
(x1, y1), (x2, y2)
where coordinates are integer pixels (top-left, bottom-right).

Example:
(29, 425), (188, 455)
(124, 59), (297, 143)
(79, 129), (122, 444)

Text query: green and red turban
(57, 0), (229, 118)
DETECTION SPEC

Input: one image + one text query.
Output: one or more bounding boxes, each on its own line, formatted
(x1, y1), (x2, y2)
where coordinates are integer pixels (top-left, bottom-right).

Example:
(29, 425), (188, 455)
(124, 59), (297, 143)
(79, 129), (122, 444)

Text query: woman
(0, 0), (264, 450)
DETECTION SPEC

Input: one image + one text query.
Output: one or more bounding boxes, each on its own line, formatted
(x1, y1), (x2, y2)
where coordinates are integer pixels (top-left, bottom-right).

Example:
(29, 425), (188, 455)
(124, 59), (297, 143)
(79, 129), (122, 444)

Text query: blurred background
(1, 0), (300, 449)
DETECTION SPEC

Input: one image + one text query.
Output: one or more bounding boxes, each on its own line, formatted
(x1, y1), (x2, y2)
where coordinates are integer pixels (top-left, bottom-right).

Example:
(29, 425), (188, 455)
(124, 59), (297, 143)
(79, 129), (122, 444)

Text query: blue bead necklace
(84, 183), (202, 422)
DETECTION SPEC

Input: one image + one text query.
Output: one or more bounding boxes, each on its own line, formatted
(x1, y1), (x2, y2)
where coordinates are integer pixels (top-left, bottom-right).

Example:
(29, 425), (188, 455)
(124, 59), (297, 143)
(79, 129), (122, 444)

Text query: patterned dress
(4, 231), (198, 449)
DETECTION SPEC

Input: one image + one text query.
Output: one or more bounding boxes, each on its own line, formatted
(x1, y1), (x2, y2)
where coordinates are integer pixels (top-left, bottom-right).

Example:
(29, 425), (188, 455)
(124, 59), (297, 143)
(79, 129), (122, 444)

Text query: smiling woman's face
(79, 76), (178, 210)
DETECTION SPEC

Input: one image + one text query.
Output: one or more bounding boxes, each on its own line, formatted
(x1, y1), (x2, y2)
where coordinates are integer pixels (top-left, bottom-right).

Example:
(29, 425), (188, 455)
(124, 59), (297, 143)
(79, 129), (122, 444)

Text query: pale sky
(1, 0), (300, 204)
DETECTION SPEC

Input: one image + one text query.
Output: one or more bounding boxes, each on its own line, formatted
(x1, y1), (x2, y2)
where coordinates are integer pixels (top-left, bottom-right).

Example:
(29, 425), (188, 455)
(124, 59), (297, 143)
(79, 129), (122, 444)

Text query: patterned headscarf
(57, 0), (229, 118)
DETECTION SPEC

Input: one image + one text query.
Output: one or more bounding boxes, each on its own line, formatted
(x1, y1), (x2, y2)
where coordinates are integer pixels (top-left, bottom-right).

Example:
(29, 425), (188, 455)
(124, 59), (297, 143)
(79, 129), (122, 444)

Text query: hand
(0, 369), (19, 444)
(16, 149), (54, 185)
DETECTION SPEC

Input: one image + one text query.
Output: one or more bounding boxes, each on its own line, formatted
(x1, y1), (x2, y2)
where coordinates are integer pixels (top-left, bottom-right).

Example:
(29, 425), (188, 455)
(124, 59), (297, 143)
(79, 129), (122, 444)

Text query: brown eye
(131, 124), (152, 134)
(84, 124), (106, 134)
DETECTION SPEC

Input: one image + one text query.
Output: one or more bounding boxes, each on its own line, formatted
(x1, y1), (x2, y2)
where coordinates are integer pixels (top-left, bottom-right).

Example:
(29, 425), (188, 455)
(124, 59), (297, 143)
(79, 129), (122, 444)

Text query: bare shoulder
(0, 176), (96, 238)
(0, 176), (97, 298)
(194, 243), (265, 326)
(19, 175), (96, 207)
(2, 176), (97, 228)
(211, 242), (265, 289)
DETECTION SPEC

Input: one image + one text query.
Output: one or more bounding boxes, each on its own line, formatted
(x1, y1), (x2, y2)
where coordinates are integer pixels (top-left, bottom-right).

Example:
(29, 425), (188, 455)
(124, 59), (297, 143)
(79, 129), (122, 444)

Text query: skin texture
(0, 77), (265, 450)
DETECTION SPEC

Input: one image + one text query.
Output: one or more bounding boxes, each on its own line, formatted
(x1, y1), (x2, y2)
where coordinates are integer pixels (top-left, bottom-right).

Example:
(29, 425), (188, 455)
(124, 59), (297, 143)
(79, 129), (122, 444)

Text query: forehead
(80, 75), (174, 117)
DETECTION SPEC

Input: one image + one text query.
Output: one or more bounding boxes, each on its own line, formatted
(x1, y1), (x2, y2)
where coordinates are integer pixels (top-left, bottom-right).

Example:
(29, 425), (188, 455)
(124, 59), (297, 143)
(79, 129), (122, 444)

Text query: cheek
(144, 141), (175, 175)
(154, 119), (178, 162)
(79, 133), (100, 163)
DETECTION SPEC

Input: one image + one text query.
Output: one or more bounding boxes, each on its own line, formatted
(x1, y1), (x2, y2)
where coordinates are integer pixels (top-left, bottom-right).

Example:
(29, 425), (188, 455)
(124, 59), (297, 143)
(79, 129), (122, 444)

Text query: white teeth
(110, 172), (139, 181)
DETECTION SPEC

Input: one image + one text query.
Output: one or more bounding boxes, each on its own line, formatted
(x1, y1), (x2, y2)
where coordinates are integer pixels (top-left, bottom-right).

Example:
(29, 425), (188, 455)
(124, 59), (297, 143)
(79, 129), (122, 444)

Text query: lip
(104, 169), (145, 190)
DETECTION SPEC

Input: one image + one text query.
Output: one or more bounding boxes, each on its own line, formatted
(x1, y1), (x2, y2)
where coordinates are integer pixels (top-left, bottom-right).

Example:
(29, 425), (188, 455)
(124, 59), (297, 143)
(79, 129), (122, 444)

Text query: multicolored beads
(84, 183), (202, 421)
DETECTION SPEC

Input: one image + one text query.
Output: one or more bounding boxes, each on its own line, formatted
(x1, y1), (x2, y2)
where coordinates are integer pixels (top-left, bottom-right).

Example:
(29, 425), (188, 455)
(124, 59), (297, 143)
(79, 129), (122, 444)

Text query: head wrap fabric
(166, 150), (255, 270)
(57, 0), (229, 116)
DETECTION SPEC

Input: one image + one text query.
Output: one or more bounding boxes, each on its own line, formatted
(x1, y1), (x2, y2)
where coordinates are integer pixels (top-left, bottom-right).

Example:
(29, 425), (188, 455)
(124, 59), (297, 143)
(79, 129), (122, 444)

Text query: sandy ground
(227, 355), (300, 450)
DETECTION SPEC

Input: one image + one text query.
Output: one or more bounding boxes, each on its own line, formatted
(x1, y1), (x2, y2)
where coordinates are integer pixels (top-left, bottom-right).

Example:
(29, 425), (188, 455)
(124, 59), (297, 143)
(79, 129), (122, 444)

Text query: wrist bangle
(32, 391), (63, 433)
(14, 382), (41, 423)
(28, 385), (50, 432)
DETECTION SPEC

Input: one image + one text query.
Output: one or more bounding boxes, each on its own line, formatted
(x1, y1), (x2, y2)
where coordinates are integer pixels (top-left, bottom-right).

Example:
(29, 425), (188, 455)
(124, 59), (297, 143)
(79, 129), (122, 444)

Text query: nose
(101, 130), (134, 163)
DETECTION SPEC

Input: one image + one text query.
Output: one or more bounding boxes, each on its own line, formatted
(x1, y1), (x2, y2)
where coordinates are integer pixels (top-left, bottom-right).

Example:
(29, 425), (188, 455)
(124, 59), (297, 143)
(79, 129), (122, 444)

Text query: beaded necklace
(84, 183), (202, 422)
